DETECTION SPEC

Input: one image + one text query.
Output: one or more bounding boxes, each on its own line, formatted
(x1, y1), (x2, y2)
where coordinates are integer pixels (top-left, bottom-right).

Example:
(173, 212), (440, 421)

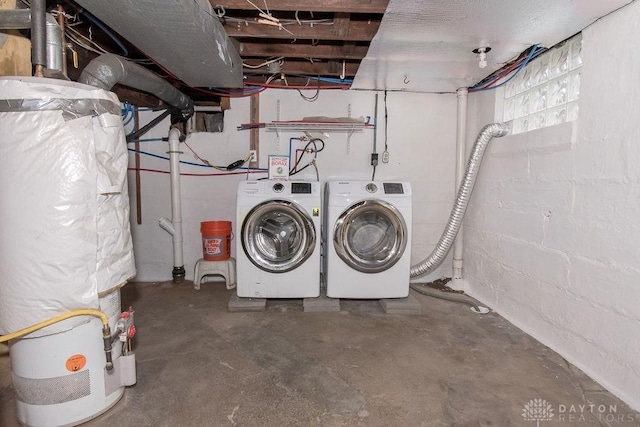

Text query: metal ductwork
(410, 123), (510, 278)
(73, 0), (243, 88)
(79, 53), (194, 121)
(0, 8), (62, 74)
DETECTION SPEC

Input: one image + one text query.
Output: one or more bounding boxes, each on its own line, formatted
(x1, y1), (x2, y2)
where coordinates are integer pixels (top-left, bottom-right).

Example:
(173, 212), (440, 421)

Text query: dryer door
(333, 199), (407, 273)
(242, 200), (316, 273)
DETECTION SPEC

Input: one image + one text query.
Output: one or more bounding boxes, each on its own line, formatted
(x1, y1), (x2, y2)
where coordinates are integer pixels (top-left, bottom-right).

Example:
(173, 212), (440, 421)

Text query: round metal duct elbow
(410, 122), (510, 278)
(79, 53), (194, 121)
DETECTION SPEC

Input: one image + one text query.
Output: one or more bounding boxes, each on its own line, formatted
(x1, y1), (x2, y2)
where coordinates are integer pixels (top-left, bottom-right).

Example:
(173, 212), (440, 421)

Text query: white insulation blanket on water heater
(0, 77), (135, 336)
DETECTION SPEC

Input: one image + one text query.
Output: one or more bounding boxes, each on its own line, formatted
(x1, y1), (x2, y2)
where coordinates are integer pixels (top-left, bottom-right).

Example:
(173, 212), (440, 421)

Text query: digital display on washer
(383, 183), (404, 194)
(291, 182), (312, 194)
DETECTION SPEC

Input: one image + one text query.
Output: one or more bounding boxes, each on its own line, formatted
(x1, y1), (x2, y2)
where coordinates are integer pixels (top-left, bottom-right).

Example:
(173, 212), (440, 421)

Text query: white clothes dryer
(324, 180), (412, 299)
(236, 180), (321, 298)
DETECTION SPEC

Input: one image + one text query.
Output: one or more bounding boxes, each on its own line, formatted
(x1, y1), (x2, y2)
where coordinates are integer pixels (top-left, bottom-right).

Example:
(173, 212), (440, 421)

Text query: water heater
(0, 77), (137, 426)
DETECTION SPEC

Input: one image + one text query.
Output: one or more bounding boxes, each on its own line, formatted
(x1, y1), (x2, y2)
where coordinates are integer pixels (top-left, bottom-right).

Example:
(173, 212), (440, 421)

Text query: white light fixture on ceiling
(473, 47), (492, 68)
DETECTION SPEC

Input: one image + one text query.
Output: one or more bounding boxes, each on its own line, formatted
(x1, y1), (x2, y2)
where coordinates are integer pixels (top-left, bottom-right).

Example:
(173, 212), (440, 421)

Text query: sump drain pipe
(159, 128), (185, 282)
(79, 54), (193, 282)
(409, 122), (510, 279)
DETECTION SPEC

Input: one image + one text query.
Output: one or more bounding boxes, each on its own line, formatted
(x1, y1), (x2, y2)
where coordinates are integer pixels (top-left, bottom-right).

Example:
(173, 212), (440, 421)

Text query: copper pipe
(57, 4), (67, 76)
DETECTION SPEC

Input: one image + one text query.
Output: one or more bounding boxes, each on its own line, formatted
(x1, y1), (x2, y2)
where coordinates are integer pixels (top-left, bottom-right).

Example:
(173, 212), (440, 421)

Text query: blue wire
(312, 76), (354, 85)
(469, 45), (545, 92)
(83, 11), (129, 56)
(127, 147), (268, 171)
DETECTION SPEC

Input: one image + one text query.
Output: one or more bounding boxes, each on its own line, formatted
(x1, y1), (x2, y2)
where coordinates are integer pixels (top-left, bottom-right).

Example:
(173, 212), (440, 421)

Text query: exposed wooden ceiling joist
(237, 41), (369, 60)
(212, 0), (388, 83)
(243, 60), (360, 76)
(208, 0), (388, 14)
(224, 20), (379, 41)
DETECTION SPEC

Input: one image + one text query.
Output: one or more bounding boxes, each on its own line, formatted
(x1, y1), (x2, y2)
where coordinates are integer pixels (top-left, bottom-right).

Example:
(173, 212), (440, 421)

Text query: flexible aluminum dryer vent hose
(410, 122), (510, 278)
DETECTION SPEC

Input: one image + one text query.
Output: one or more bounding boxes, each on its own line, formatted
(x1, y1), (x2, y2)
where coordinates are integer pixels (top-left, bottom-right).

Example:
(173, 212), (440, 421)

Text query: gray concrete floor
(1, 281), (639, 426)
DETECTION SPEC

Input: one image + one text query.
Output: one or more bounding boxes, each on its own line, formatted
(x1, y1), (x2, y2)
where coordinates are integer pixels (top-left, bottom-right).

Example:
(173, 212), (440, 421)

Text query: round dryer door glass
(242, 200), (316, 273)
(333, 199), (407, 273)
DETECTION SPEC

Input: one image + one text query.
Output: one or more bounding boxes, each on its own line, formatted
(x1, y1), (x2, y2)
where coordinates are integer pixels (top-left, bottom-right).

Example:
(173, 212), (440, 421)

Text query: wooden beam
(238, 42), (369, 60)
(244, 76), (350, 86)
(334, 13), (351, 38)
(342, 42), (357, 57)
(244, 60), (360, 76)
(134, 108), (142, 225)
(113, 85), (165, 109)
(211, 0), (388, 14)
(249, 93), (259, 168)
(224, 20), (379, 41)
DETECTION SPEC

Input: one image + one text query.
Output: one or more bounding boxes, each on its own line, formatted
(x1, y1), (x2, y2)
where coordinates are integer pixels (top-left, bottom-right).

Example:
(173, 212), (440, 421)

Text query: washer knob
(365, 183), (378, 193)
(273, 182), (285, 193)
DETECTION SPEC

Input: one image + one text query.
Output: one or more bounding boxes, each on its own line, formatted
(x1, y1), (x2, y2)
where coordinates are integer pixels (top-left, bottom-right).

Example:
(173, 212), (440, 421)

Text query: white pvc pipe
(452, 88), (468, 282)
(160, 127), (184, 280)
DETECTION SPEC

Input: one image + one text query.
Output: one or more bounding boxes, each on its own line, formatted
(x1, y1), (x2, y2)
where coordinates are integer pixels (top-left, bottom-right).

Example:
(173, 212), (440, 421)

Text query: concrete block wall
(128, 89), (457, 283)
(463, 1), (640, 410)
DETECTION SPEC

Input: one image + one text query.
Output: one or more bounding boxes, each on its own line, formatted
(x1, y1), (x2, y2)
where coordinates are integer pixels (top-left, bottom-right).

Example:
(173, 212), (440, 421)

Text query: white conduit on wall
(159, 127), (185, 282)
(409, 121), (510, 278)
(452, 88), (468, 283)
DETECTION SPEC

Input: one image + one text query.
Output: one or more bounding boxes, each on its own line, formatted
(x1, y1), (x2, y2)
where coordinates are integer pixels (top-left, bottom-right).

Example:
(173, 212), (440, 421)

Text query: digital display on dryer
(291, 182), (312, 194)
(383, 183), (404, 194)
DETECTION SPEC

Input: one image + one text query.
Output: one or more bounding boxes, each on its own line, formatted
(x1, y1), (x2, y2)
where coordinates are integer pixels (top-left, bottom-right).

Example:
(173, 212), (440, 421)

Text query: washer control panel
(291, 182), (312, 194)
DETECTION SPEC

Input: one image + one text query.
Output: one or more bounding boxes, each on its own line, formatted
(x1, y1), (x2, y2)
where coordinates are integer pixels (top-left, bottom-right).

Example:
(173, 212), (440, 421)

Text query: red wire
(480, 58), (525, 89)
(191, 86), (267, 98)
(128, 168), (267, 177)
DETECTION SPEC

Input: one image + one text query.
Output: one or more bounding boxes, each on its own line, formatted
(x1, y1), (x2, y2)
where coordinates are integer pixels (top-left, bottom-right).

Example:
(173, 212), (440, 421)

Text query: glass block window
(503, 33), (582, 134)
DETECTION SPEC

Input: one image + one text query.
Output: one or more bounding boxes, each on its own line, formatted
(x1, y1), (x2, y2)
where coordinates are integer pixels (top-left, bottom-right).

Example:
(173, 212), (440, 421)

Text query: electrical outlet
(249, 150), (257, 162)
(382, 151), (390, 163)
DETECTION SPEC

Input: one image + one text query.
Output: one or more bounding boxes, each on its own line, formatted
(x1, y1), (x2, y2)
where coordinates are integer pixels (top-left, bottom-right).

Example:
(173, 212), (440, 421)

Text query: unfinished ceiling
(211, 0), (387, 85)
(353, 0), (634, 92)
(55, 0), (635, 97)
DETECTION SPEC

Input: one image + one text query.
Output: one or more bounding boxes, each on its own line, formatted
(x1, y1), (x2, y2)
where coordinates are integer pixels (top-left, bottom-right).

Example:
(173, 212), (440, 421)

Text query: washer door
(333, 199), (407, 273)
(242, 200), (316, 273)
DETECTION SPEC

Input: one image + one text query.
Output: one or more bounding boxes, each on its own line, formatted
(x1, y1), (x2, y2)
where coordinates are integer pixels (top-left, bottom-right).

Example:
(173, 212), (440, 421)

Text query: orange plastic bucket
(200, 221), (232, 261)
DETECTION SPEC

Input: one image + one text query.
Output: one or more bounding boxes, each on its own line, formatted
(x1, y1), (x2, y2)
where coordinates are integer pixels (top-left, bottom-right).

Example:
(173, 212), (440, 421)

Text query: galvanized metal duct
(0, 9), (62, 73)
(79, 54), (193, 120)
(74, 0), (243, 88)
(410, 122), (510, 278)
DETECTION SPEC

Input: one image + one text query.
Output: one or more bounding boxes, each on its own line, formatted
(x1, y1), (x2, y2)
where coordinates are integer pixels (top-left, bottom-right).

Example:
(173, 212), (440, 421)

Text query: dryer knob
(273, 182), (285, 193)
(366, 183), (378, 193)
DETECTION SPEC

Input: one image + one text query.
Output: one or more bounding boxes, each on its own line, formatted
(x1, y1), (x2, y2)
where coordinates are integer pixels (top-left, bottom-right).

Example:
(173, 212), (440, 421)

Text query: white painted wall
(463, 1), (640, 411)
(127, 89), (457, 283)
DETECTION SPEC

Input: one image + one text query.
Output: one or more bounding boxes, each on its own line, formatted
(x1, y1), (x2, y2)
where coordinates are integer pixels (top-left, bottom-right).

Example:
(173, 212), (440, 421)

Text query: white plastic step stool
(193, 257), (236, 290)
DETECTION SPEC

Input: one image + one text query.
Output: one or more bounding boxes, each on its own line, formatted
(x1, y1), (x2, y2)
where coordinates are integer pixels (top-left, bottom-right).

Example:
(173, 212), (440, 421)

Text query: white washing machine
(324, 180), (412, 299)
(236, 180), (321, 298)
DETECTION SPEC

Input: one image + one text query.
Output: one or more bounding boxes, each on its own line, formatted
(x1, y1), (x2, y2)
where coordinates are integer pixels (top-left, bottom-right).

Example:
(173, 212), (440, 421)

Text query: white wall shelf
(265, 121), (373, 133)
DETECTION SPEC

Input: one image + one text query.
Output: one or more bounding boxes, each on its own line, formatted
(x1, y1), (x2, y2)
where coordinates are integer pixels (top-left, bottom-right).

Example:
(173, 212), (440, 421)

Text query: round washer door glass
(242, 200), (316, 273)
(333, 199), (407, 273)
